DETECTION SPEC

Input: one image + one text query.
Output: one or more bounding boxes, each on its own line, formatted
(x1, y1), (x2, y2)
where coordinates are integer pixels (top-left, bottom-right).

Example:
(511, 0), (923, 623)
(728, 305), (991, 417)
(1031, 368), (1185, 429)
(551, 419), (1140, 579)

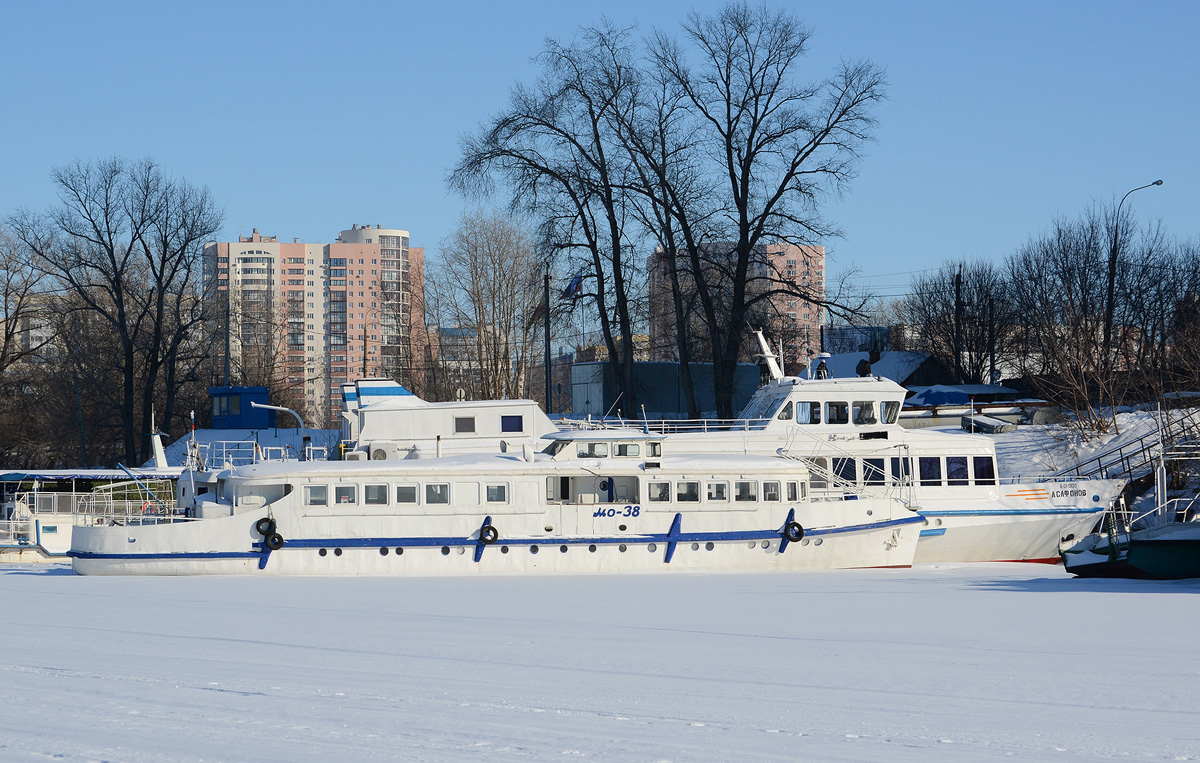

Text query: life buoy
(141, 501), (152, 515)
(255, 517), (276, 537)
(783, 521), (805, 543)
(480, 524), (499, 545)
(264, 532), (285, 551)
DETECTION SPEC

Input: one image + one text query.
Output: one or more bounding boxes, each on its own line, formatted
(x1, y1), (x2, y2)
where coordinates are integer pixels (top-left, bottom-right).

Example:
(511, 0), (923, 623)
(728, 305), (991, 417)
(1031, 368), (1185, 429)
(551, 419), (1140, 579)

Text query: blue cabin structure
(208, 386), (275, 429)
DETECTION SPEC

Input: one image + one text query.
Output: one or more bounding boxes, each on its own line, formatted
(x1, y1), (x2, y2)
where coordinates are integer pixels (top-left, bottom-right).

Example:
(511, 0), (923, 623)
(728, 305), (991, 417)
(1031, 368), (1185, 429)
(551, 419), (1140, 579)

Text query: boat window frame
(485, 483), (508, 503)
(796, 401), (821, 424)
(881, 400), (901, 424)
(647, 482), (671, 502)
(614, 442), (641, 457)
(863, 458), (886, 486)
(676, 481), (700, 502)
(852, 400), (878, 425)
(578, 442), (609, 458)
(707, 482), (729, 502)
(304, 484), (328, 507)
(363, 484), (389, 505)
(396, 484), (418, 504)
(734, 481), (758, 502)
(825, 401), (850, 425)
(946, 456), (970, 486)
(425, 483), (450, 504)
(763, 481), (781, 501)
(919, 456), (942, 487)
(973, 456), (997, 485)
(334, 485), (357, 505)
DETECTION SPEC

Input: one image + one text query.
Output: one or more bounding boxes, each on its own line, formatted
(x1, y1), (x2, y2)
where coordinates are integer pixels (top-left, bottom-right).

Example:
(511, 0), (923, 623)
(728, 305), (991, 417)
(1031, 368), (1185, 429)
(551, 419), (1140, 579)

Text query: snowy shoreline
(1, 563), (1197, 761)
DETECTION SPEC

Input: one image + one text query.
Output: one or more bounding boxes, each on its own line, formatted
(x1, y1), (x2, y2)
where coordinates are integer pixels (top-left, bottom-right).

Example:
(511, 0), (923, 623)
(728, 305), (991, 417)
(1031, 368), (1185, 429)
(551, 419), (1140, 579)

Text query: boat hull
(70, 506), (922, 576)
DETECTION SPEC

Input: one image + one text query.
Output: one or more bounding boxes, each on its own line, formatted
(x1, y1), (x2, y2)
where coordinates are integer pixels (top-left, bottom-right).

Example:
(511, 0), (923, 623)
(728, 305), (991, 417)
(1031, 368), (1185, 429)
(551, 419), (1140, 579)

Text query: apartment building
(647, 242), (825, 368)
(205, 224), (425, 427)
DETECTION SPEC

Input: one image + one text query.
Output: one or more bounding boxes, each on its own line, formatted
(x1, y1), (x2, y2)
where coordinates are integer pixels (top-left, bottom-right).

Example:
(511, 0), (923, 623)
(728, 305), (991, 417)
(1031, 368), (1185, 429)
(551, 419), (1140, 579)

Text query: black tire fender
(480, 524), (499, 545)
(255, 517), (276, 537)
(264, 532), (285, 551)
(783, 521), (805, 543)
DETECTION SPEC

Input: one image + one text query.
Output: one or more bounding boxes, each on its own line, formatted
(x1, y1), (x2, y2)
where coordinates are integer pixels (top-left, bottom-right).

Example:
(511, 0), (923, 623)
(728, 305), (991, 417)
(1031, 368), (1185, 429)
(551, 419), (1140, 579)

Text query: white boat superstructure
(565, 333), (1125, 563)
(70, 429), (923, 576)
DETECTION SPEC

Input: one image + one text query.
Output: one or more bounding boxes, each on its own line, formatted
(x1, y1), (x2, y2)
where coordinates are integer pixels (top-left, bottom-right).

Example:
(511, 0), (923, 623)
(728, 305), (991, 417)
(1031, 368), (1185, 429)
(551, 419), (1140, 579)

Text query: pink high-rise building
(205, 224), (425, 427)
(647, 243), (825, 369)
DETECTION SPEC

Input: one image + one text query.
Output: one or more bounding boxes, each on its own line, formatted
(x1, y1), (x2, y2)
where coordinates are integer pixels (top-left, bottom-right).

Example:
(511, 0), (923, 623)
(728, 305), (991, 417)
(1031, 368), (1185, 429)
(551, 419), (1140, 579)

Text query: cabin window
(787, 482), (798, 501)
(735, 481), (758, 502)
(543, 441), (567, 457)
(486, 484), (508, 503)
(919, 457), (942, 487)
(396, 485), (418, 503)
(890, 457), (912, 483)
(425, 483), (450, 504)
(881, 401), (901, 424)
(649, 442), (662, 457)
(947, 457), (969, 486)
(763, 482), (781, 501)
(806, 457), (829, 489)
(852, 401), (877, 425)
(777, 401), (793, 420)
(833, 458), (857, 483)
(973, 456), (996, 485)
(334, 485), (357, 504)
(647, 482), (671, 502)
(676, 481), (700, 502)
(454, 416), (476, 433)
(825, 402), (849, 424)
(578, 442), (609, 458)
(500, 415), (523, 433)
(863, 458), (886, 486)
(796, 401), (820, 423)
(364, 484), (388, 505)
(707, 482), (728, 501)
(614, 443), (641, 457)
(304, 485), (328, 506)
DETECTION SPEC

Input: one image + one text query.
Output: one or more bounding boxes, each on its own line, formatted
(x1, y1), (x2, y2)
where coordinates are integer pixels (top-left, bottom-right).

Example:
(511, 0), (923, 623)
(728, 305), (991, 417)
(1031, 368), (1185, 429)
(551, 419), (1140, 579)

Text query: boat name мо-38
(69, 429), (922, 575)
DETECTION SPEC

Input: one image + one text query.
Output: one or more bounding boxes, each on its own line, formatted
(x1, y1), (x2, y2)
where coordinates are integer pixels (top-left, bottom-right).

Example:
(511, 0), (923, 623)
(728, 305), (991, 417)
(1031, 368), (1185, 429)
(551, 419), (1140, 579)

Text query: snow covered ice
(1, 563), (1197, 761)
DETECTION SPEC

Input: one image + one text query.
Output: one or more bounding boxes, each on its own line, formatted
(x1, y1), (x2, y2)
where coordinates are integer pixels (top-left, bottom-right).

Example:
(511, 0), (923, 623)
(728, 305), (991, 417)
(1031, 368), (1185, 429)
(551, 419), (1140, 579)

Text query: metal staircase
(1052, 408), (1200, 482)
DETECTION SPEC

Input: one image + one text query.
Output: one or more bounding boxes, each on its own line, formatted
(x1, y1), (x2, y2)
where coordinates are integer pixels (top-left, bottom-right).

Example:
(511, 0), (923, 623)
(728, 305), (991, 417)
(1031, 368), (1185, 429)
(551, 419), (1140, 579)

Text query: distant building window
(500, 415), (523, 433)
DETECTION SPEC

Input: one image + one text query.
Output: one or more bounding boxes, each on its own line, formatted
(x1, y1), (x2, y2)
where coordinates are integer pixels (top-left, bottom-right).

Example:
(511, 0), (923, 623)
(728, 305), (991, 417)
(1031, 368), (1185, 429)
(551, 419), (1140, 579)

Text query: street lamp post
(1102, 179), (1163, 363)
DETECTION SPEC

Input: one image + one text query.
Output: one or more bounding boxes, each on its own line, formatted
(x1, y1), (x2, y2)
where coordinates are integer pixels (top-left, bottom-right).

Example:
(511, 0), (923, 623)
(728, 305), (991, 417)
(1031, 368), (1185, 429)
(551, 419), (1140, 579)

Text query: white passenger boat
(69, 429), (922, 575)
(575, 334), (1125, 564)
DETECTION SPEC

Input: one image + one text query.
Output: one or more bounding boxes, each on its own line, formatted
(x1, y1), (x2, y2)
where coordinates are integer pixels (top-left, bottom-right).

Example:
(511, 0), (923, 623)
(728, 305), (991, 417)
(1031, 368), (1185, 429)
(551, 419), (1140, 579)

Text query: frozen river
(0, 563), (1196, 761)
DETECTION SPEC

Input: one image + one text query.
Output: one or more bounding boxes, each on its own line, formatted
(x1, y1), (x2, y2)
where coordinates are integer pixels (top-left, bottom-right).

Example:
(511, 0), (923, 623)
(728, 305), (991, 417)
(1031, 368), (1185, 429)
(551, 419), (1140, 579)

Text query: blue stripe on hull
(69, 515), (922, 562)
(919, 507), (1103, 517)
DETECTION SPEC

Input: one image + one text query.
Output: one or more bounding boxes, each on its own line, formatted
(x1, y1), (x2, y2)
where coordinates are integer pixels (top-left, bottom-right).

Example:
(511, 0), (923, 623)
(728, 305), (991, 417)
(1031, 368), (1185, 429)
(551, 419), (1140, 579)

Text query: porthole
(559, 545), (568, 553)
(648, 543), (657, 552)
(380, 547), (389, 556)
(761, 540), (771, 549)
(456, 547), (465, 555)
(705, 542), (714, 551)
(319, 548), (327, 557)
(866, 509), (873, 516)
(531, 545), (539, 554)
(935, 518), (943, 526)
(501, 546), (509, 554)
(588, 544), (597, 552)
(441, 546), (450, 555)
(334, 548), (342, 556)
(691, 542), (699, 551)
(801, 538), (810, 546)
(619, 544), (627, 552)
(395, 547), (403, 555)
(619, 524), (627, 531)
(747, 541), (756, 549)
(814, 538), (823, 546)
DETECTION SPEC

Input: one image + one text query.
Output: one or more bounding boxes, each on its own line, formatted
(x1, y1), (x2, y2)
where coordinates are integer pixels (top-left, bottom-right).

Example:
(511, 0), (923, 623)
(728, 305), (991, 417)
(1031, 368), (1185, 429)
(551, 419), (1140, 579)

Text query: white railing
(189, 440), (329, 470)
(560, 417), (774, 434)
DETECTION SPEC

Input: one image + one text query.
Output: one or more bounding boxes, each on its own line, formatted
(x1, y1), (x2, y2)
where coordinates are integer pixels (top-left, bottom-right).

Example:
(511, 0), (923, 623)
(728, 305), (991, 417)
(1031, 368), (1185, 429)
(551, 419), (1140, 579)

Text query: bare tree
(426, 211), (544, 401)
(10, 157), (222, 465)
(646, 3), (886, 416)
(901, 260), (1017, 384)
(451, 22), (644, 416)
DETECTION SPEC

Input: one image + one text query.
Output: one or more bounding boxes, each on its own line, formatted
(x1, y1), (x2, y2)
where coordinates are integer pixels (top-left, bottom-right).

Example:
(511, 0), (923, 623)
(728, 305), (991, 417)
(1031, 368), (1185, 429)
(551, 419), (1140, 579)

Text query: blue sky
(2, 1), (1196, 297)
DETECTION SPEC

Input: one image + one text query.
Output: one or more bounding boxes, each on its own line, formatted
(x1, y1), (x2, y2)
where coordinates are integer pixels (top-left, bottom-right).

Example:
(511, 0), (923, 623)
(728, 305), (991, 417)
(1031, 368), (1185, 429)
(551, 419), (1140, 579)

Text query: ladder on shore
(1052, 408), (1200, 481)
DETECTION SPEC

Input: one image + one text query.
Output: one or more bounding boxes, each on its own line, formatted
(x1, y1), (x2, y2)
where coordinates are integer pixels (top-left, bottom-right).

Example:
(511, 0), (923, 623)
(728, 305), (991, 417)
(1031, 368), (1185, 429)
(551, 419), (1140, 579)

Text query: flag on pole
(525, 296), (547, 332)
(560, 270), (584, 302)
